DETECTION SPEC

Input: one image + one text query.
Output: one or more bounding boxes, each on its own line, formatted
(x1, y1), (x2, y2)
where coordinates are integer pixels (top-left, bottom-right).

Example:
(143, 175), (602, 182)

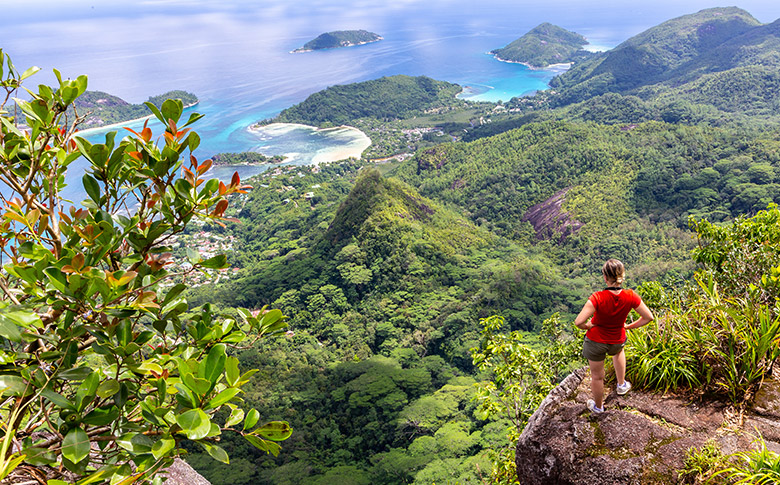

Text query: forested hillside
(182, 7), (780, 484)
(183, 118), (780, 483)
(547, 7), (780, 124)
(5, 5), (780, 485)
(270, 75), (465, 126)
(69, 89), (198, 128)
(491, 23), (594, 67)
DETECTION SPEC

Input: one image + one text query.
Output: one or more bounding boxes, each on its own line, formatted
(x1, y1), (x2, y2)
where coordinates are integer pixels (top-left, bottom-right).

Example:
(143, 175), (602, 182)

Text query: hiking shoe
(617, 380), (632, 395)
(587, 399), (604, 414)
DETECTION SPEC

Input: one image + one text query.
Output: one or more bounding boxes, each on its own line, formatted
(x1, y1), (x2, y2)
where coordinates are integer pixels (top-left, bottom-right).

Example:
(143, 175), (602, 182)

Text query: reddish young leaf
(218, 181), (227, 195)
(213, 199), (229, 217)
(230, 171), (240, 188)
(123, 127), (142, 138)
(183, 168), (195, 186)
(197, 159), (212, 176)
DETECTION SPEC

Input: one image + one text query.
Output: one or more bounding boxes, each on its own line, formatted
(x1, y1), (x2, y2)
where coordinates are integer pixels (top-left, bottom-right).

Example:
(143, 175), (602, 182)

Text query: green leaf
(43, 267), (69, 293)
(0, 375), (30, 396)
(116, 433), (153, 454)
(225, 407), (244, 427)
(160, 98), (183, 125)
(82, 174), (101, 204)
(62, 427), (90, 464)
(225, 356), (240, 386)
(20, 65), (40, 80)
(61, 85), (78, 105)
(144, 102), (165, 125)
(206, 388), (240, 410)
(176, 408), (211, 440)
(0, 315), (22, 342)
(41, 388), (75, 410)
(186, 248), (200, 265)
(253, 421), (292, 442)
(198, 254), (227, 269)
(75, 372), (99, 412)
(151, 438), (176, 460)
(82, 406), (119, 426)
(201, 344), (226, 384)
(243, 408), (259, 430)
(183, 373), (211, 397)
(244, 435), (281, 456)
(198, 441), (229, 464)
(162, 284), (187, 307)
(57, 367), (93, 381)
(1, 308), (43, 329)
(96, 379), (120, 399)
(182, 112), (205, 128)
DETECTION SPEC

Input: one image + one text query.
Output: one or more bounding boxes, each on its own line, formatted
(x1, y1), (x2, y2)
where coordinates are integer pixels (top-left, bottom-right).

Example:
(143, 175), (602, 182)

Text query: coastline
(490, 53), (572, 71)
(291, 36), (384, 54)
(74, 101), (200, 137)
(247, 122), (371, 164)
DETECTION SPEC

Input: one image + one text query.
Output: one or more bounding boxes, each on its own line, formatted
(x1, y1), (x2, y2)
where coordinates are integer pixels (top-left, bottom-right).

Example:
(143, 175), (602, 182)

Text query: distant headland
(292, 30), (383, 53)
(70, 90), (199, 131)
(491, 22), (594, 69)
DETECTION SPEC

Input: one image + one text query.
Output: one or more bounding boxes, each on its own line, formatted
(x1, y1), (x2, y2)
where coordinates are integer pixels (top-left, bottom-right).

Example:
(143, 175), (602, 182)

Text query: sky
(4, 0), (780, 24)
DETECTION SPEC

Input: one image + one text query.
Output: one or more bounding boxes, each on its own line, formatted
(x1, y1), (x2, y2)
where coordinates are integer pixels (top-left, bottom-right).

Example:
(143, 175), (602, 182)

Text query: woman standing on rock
(574, 259), (654, 413)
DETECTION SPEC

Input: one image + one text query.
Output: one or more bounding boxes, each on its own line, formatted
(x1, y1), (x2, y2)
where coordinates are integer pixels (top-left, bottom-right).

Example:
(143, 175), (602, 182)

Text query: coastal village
(163, 163), (327, 287)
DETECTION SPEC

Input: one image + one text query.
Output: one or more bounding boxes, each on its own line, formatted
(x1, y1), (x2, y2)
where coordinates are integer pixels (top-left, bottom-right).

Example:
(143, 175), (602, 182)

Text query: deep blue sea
(3, 0), (779, 198)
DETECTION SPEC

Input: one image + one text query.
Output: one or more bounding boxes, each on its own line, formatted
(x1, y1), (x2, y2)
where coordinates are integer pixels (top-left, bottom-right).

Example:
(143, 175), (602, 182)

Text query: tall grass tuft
(627, 273), (780, 404)
(715, 436), (780, 485)
(626, 318), (703, 393)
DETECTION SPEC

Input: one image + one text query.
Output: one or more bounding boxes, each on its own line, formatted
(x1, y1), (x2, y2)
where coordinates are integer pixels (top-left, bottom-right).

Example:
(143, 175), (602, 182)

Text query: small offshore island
(491, 22), (595, 68)
(292, 29), (383, 53)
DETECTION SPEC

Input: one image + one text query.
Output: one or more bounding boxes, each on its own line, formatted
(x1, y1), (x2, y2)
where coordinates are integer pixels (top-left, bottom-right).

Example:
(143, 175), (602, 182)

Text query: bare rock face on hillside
(522, 188), (583, 242)
(516, 368), (780, 485)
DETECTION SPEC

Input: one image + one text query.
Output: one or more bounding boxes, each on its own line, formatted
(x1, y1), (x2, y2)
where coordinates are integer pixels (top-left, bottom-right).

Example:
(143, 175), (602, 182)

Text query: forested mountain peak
(550, 7), (765, 97)
(323, 168), (492, 254)
(491, 22), (593, 68)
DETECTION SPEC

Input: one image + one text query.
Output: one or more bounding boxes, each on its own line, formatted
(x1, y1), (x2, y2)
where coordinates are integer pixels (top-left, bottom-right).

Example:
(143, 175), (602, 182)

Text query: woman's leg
(612, 349), (626, 386)
(588, 359), (606, 408)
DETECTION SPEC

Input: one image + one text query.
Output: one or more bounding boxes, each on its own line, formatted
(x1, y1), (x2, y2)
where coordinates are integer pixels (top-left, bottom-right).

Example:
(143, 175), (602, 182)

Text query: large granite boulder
(516, 367), (780, 484)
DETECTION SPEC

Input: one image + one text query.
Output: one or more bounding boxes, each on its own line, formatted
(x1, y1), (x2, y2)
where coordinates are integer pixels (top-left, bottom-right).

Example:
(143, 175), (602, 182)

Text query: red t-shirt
(585, 289), (641, 344)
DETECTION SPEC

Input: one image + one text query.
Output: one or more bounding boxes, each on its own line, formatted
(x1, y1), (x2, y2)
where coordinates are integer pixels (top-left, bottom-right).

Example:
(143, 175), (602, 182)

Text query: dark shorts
(582, 336), (626, 362)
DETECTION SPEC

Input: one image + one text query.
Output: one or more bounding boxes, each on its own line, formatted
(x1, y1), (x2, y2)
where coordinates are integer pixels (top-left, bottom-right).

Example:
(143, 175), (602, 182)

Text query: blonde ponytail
(602, 259), (625, 286)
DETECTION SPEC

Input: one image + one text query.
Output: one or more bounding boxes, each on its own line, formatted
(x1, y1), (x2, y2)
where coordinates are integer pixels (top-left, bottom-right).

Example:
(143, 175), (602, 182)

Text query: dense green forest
(270, 75), (466, 126)
(491, 23), (594, 67)
(182, 119), (780, 483)
(178, 8), (780, 481)
(68, 89), (198, 129)
(4, 5), (780, 485)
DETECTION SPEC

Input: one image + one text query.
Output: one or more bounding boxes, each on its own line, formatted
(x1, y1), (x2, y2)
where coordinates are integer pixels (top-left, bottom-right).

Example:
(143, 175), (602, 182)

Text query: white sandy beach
(491, 53), (573, 71)
(248, 122), (371, 164)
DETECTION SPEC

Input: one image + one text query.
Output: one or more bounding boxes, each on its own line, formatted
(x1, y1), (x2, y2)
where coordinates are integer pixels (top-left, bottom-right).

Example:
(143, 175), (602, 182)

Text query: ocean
(3, 0), (779, 194)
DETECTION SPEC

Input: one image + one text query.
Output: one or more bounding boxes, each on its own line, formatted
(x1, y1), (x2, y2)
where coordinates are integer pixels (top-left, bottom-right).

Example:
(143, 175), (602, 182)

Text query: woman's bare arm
(626, 301), (654, 329)
(574, 300), (596, 330)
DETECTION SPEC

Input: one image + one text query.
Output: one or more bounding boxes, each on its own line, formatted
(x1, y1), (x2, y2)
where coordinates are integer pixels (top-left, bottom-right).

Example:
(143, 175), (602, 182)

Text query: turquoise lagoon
(5, 0), (780, 194)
